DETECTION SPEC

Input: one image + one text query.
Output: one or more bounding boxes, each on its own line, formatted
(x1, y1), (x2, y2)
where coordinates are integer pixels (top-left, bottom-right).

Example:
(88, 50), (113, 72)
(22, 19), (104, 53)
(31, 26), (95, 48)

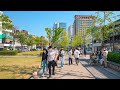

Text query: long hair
(43, 48), (48, 54)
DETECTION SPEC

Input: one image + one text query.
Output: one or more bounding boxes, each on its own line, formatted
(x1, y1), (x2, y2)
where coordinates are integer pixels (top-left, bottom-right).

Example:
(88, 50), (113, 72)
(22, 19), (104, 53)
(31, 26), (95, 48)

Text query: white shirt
(47, 50), (56, 61)
(74, 50), (80, 58)
(68, 51), (73, 58)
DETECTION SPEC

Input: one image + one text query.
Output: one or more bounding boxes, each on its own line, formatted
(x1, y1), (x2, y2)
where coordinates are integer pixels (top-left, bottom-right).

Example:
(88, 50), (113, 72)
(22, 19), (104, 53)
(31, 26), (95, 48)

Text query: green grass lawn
(0, 57), (42, 79)
(17, 51), (42, 56)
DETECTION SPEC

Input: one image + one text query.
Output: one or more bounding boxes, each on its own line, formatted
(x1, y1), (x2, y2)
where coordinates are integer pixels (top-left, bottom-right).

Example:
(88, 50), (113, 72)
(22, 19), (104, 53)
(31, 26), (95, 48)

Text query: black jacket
(42, 52), (48, 61)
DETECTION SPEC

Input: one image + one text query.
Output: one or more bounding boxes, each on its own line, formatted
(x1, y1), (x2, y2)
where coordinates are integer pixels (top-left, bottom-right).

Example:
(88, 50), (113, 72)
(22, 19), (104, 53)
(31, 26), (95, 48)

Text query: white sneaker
(61, 67), (63, 68)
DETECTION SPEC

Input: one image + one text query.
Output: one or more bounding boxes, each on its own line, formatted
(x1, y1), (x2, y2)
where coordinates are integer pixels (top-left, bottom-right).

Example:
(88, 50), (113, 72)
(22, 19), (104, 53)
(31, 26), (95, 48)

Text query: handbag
(53, 60), (57, 66)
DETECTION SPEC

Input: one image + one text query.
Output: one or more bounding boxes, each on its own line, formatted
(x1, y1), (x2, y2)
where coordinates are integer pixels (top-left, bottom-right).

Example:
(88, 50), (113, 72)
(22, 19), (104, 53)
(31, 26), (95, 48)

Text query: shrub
(14, 50), (21, 53)
(107, 52), (120, 64)
(0, 50), (18, 55)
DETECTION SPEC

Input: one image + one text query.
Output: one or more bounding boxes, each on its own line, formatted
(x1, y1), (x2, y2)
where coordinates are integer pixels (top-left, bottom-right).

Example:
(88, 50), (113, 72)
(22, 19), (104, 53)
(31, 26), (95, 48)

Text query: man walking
(74, 48), (80, 65)
(102, 48), (108, 68)
(68, 48), (73, 65)
(47, 46), (57, 78)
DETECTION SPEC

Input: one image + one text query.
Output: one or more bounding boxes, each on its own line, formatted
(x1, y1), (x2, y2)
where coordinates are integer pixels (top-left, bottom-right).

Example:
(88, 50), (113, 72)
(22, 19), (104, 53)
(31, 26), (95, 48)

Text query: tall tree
(26, 35), (36, 50)
(59, 30), (69, 49)
(16, 32), (27, 48)
(71, 35), (83, 47)
(94, 11), (118, 48)
(45, 28), (52, 46)
(0, 14), (14, 30)
(51, 28), (64, 46)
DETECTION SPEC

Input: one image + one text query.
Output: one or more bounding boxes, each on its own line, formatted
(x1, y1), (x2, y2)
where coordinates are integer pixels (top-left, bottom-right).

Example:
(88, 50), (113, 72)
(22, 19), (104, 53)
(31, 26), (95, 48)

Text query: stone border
(107, 61), (120, 72)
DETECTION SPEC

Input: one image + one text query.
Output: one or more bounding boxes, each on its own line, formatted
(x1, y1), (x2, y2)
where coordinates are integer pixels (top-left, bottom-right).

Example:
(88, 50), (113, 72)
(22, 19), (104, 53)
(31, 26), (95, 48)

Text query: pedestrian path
(30, 55), (95, 79)
(79, 55), (120, 79)
(37, 62), (95, 79)
(30, 55), (120, 79)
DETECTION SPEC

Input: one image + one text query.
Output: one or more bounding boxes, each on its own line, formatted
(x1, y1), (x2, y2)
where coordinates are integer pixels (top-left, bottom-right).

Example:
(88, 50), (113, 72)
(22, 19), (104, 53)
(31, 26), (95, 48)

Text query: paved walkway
(30, 55), (120, 79)
(31, 55), (95, 79)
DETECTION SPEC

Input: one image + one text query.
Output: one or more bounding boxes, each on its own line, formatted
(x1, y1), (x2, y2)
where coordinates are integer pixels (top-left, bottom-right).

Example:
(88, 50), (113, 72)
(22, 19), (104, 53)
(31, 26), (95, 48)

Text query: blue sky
(3, 11), (120, 37)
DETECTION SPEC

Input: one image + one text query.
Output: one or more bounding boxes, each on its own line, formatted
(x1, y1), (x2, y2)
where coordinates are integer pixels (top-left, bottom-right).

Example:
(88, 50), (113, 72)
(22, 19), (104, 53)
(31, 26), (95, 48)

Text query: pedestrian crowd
(32, 46), (109, 79)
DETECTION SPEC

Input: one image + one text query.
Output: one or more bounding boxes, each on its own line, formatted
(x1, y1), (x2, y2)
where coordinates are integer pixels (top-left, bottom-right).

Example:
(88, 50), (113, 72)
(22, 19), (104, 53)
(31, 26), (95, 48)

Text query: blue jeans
(42, 60), (47, 74)
(60, 57), (64, 67)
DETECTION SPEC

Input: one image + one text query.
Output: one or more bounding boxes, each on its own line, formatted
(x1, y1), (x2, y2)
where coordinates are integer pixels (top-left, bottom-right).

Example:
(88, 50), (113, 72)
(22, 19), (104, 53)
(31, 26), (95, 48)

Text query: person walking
(102, 48), (108, 68)
(47, 46), (57, 78)
(74, 48), (80, 65)
(59, 48), (65, 68)
(41, 48), (48, 77)
(98, 50), (102, 63)
(68, 48), (73, 65)
(84, 47), (86, 57)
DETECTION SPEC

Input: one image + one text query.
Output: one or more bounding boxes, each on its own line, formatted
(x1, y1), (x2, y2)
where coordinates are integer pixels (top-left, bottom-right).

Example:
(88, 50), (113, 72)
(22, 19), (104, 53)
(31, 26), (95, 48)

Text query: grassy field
(0, 57), (41, 79)
(17, 51), (42, 56)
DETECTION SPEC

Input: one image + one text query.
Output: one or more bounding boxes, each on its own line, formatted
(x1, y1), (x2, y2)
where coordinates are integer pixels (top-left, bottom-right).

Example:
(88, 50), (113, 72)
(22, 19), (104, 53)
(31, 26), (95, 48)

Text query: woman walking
(59, 48), (65, 68)
(41, 48), (48, 77)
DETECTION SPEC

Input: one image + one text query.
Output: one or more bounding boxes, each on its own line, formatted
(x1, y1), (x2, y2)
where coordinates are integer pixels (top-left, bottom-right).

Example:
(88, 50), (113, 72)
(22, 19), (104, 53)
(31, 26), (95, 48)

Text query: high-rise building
(74, 15), (95, 36)
(68, 25), (73, 36)
(53, 22), (66, 30)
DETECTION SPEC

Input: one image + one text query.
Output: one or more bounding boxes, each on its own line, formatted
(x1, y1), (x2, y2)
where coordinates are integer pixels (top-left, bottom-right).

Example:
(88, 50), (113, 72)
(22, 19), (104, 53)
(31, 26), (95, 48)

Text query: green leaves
(71, 35), (83, 47)
(45, 27), (64, 46)
(0, 14), (14, 30)
(59, 30), (69, 48)
(45, 28), (52, 45)
(16, 32), (27, 46)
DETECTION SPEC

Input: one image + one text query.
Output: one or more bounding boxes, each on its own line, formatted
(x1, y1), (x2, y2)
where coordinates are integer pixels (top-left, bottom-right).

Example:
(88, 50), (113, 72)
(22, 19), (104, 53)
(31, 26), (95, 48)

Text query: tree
(0, 14), (14, 30)
(71, 35), (83, 47)
(34, 36), (49, 49)
(26, 35), (36, 50)
(51, 28), (64, 46)
(45, 27), (64, 47)
(59, 30), (69, 49)
(94, 11), (119, 48)
(34, 36), (41, 45)
(0, 14), (14, 49)
(16, 32), (27, 48)
(45, 28), (52, 46)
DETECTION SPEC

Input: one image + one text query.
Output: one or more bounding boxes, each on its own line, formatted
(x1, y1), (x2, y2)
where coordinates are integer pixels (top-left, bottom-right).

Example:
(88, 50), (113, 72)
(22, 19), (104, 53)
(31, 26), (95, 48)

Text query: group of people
(32, 46), (108, 79)
(90, 48), (108, 68)
(41, 46), (66, 78)
(40, 46), (83, 78)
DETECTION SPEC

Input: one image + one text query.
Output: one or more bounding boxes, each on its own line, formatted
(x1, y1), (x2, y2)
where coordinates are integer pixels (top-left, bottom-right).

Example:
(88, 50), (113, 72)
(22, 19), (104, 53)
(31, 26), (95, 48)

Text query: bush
(14, 50), (21, 53)
(0, 50), (18, 55)
(30, 49), (37, 51)
(107, 52), (120, 64)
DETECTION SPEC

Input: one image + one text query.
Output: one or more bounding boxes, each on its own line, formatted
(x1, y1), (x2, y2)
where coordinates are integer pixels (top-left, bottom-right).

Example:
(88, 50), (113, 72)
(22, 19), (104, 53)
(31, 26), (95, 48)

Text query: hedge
(0, 50), (18, 55)
(107, 52), (120, 64)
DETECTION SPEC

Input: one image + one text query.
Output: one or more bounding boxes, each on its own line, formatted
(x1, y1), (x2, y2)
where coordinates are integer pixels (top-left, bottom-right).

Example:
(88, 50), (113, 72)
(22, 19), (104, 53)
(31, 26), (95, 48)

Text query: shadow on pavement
(80, 59), (120, 79)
